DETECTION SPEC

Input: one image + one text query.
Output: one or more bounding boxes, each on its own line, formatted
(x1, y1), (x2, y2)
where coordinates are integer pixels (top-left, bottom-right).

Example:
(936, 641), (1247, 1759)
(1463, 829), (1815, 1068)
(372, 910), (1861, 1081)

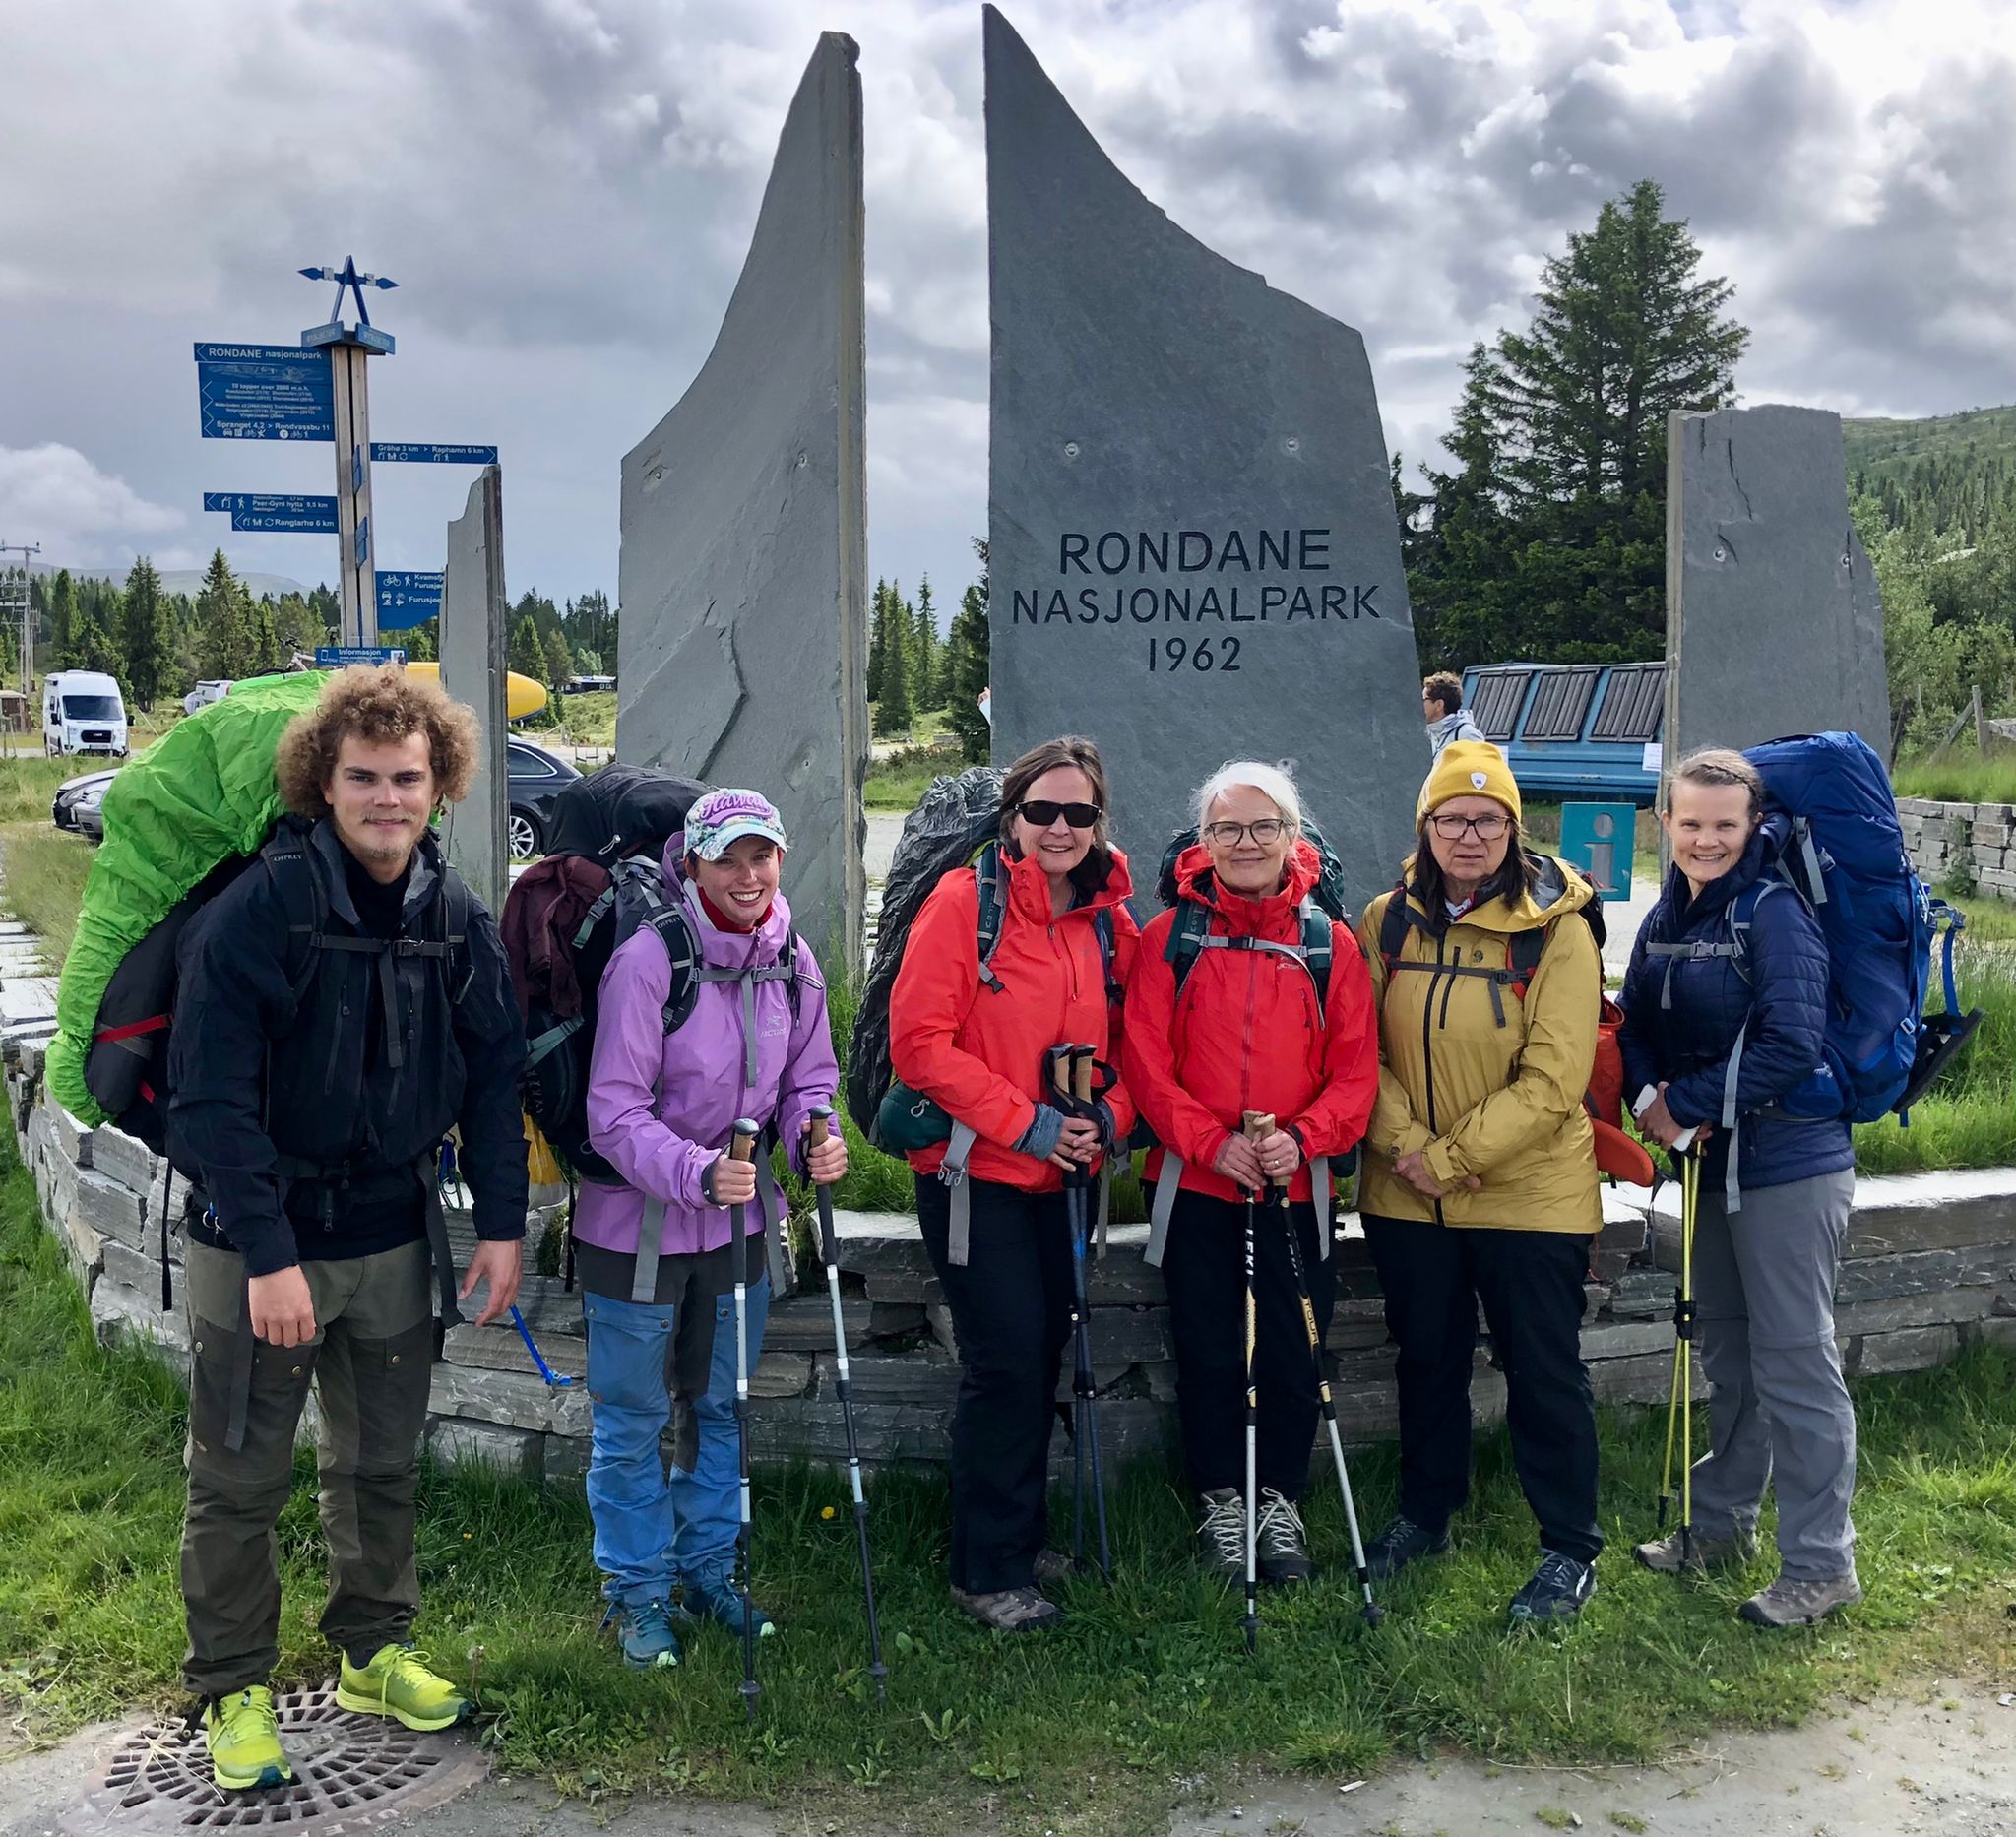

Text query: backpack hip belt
(1144, 1146), (1331, 1267)
(631, 1119), (788, 1303)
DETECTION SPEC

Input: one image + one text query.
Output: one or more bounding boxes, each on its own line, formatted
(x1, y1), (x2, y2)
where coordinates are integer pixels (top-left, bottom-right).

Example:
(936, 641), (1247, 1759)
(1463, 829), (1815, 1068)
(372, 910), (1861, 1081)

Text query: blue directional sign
(370, 442), (498, 465)
(354, 515), (370, 567)
(201, 491), (339, 534)
(376, 570), (444, 629)
(194, 343), (334, 441)
(316, 646), (408, 668)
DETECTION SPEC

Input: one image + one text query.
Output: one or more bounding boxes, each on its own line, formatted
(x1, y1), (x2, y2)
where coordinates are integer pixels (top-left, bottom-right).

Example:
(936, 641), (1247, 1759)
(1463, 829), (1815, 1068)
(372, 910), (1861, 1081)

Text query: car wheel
(509, 808), (541, 858)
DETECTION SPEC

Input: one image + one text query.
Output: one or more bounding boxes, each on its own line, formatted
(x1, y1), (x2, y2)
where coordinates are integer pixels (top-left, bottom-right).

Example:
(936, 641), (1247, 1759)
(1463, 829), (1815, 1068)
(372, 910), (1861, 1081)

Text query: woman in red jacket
(889, 736), (1138, 1633)
(1123, 761), (1379, 1583)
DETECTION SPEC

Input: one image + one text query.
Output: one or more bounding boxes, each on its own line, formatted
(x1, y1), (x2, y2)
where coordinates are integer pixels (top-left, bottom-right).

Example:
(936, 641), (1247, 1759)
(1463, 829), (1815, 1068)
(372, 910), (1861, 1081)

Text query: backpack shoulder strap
(1164, 900), (1212, 995)
(645, 902), (703, 1033)
(1506, 923), (1547, 993)
(1376, 880), (1422, 973)
(260, 824), (329, 1006)
(1092, 909), (1122, 1006)
(433, 865), (476, 1005)
(1299, 897), (1334, 1011)
(974, 842), (1009, 991)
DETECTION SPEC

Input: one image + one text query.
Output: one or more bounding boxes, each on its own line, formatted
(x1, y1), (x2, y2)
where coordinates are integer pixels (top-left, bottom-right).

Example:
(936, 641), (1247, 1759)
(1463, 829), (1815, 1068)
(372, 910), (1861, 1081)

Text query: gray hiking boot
(950, 1584), (1063, 1632)
(1196, 1488), (1245, 1581)
(1739, 1570), (1861, 1628)
(1632, 1525), (1756, 1574)
(1256, 1489), (1314, 1585)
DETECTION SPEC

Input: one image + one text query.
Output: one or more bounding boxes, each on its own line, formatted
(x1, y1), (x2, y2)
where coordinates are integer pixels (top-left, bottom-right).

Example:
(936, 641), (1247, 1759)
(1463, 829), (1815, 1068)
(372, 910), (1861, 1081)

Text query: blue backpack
(1739, 731), (1980, 1124)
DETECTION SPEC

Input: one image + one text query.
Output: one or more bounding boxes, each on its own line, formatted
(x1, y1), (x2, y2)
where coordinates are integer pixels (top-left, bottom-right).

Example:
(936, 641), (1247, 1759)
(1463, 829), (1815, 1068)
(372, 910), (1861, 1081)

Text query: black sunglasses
(1016, 799), (1102, 830)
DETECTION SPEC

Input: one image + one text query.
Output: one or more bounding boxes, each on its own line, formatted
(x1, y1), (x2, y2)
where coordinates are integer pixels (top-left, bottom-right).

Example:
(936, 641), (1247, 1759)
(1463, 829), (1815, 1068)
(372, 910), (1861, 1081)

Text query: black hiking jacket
(167, 817), (529, 1275)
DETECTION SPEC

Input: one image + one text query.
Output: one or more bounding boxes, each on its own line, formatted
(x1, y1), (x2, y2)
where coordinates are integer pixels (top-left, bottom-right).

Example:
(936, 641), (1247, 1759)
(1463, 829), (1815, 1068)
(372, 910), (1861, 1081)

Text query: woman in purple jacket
(575, 788), (846, 1669)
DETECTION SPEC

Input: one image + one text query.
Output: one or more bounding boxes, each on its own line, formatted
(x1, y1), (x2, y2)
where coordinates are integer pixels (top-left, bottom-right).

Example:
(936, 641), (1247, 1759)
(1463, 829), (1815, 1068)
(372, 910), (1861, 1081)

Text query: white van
(42, 670), (130, 758)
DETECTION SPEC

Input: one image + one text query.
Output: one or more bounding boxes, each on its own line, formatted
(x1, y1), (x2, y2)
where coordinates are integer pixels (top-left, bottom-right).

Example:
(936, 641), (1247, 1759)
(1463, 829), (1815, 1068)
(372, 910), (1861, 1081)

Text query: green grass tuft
(0, 824), (94, 964)
(3, 1123), (2015, 1830)
(1892, 753), (2016, 806)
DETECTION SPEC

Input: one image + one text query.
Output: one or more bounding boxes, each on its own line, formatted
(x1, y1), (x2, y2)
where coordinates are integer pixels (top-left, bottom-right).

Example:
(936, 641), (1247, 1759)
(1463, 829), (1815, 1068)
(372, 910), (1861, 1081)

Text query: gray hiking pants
(1689, 1166), (1858, 1580)
(180, 1239), (434, 1696)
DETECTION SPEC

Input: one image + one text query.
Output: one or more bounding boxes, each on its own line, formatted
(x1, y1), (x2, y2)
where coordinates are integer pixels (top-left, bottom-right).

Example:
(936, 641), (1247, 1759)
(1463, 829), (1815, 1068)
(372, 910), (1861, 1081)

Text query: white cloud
(0, 0), (2011, 603)
(0, 446), (187, 572)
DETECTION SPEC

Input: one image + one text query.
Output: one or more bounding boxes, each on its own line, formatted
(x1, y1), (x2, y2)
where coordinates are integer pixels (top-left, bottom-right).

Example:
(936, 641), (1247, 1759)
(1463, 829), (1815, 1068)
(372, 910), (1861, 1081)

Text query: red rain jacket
(890, 845), (1139, 1193)
(1124, 840), (1379, 1204)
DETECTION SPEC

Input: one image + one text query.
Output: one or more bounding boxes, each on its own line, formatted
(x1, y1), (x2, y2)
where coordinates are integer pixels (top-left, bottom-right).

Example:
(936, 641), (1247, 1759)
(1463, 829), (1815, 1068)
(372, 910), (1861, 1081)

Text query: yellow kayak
(406, 660), (548, 720)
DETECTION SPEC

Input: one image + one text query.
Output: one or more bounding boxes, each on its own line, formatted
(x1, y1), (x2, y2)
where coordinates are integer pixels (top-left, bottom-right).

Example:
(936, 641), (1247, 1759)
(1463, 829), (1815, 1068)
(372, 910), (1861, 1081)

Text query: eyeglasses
(1016, 799), (1102, 830)
(1202, 818), (1289, 847)
(1428, 812), (1510, 841)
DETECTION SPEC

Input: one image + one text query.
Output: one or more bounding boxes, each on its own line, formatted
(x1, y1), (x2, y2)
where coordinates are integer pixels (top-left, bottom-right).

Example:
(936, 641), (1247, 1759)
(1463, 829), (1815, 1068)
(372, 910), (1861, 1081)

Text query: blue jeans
(582, 1273), (770, 1608)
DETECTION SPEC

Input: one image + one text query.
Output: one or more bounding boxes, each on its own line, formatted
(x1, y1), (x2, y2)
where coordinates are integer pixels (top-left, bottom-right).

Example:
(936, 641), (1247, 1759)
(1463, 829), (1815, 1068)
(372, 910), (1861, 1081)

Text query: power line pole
(0, 541), (40, 693)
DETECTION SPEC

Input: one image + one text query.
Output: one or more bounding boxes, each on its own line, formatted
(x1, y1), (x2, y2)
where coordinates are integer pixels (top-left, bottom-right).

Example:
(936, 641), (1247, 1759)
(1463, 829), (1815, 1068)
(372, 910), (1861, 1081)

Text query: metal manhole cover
(62, 1681), (489, 1833)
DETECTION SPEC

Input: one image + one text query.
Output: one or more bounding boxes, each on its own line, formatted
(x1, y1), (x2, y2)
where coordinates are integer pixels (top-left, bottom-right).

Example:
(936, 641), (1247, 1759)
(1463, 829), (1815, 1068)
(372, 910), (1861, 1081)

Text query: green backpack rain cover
(46, 671), (331, 1124)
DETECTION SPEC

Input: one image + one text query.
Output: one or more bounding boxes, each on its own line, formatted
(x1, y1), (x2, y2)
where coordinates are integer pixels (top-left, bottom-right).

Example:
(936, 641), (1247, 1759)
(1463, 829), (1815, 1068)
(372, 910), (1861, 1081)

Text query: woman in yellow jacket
(1355, 742), (1604, 1625)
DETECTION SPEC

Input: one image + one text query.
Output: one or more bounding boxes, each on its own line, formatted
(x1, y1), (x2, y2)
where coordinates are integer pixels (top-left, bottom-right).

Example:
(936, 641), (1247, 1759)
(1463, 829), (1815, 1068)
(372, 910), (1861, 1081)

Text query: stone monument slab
(438, 464), (508, 916)
(617, 32), (868, 977)
(1664, 405), (1889, 765)
(983, 6), (1425, 911)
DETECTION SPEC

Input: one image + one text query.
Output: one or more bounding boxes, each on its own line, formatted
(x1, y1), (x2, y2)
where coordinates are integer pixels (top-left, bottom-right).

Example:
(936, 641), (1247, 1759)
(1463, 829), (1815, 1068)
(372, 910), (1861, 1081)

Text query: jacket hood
(313, 815), (442, 929)
(1001, 840), (1134, 924)
(1396, 849), (1596, 937)
(1171, 838), (1322, 934)
(661, 833), (796, 967)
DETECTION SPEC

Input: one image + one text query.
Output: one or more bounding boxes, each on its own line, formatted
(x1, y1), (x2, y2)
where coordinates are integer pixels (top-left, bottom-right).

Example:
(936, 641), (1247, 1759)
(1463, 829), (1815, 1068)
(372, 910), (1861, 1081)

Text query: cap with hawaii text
(684, 788), (788, 860)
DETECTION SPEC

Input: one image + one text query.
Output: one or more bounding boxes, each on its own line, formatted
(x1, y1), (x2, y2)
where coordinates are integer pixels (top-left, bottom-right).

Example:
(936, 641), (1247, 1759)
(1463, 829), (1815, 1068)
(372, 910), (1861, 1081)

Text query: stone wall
(12, 1032), (2014, 1489)
(1898, 797), (2016, 901)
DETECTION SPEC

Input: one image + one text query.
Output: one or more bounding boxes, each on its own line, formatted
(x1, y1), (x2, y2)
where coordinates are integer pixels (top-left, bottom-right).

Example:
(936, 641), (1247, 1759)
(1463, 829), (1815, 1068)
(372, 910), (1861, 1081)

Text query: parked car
(507, 738), (582, 858)
(52, 767), (118, 835)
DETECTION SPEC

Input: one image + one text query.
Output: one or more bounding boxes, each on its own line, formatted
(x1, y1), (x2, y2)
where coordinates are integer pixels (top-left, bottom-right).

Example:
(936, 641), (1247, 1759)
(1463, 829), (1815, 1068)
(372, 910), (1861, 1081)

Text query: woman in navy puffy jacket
(1617, 748), (1860, 1629)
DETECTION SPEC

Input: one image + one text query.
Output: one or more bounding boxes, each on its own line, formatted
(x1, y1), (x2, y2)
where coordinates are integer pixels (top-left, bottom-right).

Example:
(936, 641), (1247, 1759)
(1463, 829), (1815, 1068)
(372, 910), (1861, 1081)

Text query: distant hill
(27, 561), (313, 602)
(1843, 405), (2016, 485)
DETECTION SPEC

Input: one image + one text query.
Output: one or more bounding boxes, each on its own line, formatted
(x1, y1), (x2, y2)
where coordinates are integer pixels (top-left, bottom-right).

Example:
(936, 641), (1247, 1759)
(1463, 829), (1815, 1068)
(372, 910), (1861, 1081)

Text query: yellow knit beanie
(1418, 740), (1521, 823)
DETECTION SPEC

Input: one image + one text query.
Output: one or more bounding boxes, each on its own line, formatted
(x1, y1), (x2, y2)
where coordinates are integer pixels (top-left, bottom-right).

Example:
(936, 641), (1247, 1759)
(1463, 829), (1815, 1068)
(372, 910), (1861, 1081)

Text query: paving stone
(750, 1350), (814, 1399)
(815, 1347), (959, 1407)
(428, 1361), (591, 1439)
(429, 1417), (545, 1482)
(443, 1320), (589, 1381)
(1852, 1323), (1961, 1375)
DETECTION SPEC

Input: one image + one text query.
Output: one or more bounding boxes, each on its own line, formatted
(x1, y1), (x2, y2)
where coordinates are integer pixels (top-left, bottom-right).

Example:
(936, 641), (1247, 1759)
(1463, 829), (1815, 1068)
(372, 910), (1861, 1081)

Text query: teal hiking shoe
(602, 1597), (682, 1669)
(678, 1570), (777, 1638)
(203, 1685), (294, 1793)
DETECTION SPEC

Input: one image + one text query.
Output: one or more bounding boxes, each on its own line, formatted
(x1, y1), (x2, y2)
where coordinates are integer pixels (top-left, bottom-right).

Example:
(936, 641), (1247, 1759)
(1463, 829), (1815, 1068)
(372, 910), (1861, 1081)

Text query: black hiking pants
(1160, 1189), (1335, 1502)
(915, 1173), (1073, 1595)
(1361, 1215), (1601, 1565)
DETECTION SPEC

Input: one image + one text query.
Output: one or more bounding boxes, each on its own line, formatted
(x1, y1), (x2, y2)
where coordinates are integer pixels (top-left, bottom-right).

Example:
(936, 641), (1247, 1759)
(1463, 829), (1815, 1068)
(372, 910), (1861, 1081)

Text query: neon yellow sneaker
(204, 1685), (294, 1793)
(334, 1644), (472, 1732)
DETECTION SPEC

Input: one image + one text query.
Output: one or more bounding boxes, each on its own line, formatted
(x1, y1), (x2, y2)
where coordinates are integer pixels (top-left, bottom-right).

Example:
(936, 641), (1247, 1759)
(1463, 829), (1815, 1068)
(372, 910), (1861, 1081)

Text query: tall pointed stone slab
(438, 464), (508, 916)
(983, 7), (1425, 911)
(617, 33), (868, 977)
(1664, 406), (1889, 765)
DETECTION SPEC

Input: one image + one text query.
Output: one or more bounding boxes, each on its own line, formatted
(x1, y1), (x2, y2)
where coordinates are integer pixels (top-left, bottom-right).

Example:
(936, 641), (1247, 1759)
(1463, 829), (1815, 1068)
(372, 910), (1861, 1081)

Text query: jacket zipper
(1420, 927), (1445, 1227)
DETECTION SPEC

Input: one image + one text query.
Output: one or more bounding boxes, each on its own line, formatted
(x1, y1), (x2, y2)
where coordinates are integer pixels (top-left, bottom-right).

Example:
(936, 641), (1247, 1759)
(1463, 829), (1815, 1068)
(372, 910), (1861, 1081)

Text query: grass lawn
(0, 756), (82, 826)
(1, 1137), (2012, 1831)
(549, 690), (617, 751)
(1893, 754), (2016, 805)
(0, 825), (93, 963)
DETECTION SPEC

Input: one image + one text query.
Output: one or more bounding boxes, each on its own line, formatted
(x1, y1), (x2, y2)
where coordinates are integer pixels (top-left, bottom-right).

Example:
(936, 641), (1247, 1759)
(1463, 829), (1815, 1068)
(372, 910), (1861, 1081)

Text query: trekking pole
(1045, 1045), (1101, 1577)
(1243, 1111), (1383, 1629)
(727, 1118), (762, 1722)
(808, 1102), (888, 1704)
(509, 1305), (574, 1388)
(1237, 1117), (1261, 1656)
(1654, 1143), (1699, 1556)
(1070, 1045), (1113, 1582)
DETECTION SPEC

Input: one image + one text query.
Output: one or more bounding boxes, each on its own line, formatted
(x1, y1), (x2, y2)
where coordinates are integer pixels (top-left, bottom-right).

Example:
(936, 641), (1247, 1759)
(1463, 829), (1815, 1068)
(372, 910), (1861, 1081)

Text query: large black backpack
(504, 766), (801, 1182)
(88, 815), (472, 1171)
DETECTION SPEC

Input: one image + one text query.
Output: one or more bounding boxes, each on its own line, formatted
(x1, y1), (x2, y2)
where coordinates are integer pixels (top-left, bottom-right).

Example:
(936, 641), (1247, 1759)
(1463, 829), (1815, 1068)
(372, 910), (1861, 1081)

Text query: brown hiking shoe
(950, 1584), (1063, 1632)
(1632, 1526), (1756, 1574)
(1739, 1570), (1861, 1628)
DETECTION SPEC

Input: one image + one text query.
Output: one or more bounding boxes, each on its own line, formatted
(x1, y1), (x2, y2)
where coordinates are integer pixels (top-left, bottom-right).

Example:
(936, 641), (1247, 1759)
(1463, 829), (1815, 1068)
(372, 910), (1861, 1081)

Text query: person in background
(1619, 748), (1860, 1628)
(1123, 761), (1378, 1585)
(1355, 741), (1606, 1625)
(888, 736), (1138, 1633)
(579, 788), (846, 1668)
(1424, 672), (1487, 758)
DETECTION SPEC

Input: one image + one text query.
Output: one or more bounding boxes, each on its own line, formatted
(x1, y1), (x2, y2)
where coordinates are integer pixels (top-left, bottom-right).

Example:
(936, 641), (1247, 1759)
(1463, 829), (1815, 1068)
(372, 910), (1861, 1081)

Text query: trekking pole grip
(808, 1104), (833, 1162)
(730, 1119), (760, 1162)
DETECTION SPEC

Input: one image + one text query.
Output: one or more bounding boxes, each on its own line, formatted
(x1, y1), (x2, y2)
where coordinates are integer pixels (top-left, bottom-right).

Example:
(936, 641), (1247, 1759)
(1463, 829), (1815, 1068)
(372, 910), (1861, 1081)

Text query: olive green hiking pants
(180, 1239), (434, 1697)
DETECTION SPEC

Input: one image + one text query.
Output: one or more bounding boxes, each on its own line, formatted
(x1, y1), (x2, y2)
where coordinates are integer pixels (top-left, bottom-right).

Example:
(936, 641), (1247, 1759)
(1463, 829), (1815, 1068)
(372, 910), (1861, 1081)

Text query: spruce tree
(874, 597), (914, 737)
(866, 578), (890, 702)
(944, 545), (992, 764)
(47, 570), (77, 669)
(195, 549), (258, 679)
(119, 557), (172, 708)
(912, 577), (940, 710)
(508, 613), (547, 684)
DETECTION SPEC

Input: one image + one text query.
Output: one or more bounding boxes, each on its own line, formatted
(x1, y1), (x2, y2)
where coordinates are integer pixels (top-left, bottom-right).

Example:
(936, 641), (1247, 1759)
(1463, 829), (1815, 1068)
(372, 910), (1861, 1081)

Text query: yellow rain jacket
(1356, 855), (1602, 1233)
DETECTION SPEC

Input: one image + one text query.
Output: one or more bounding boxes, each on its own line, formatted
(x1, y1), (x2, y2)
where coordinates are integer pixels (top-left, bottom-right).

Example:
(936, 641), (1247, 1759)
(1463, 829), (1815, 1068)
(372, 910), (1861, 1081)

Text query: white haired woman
(1122, 761), (1379, 1582)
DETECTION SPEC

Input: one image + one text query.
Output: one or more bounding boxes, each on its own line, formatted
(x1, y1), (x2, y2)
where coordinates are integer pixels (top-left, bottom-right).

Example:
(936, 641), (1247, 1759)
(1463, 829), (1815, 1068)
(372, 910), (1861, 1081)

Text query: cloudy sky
(3, 0), (2013, 613)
